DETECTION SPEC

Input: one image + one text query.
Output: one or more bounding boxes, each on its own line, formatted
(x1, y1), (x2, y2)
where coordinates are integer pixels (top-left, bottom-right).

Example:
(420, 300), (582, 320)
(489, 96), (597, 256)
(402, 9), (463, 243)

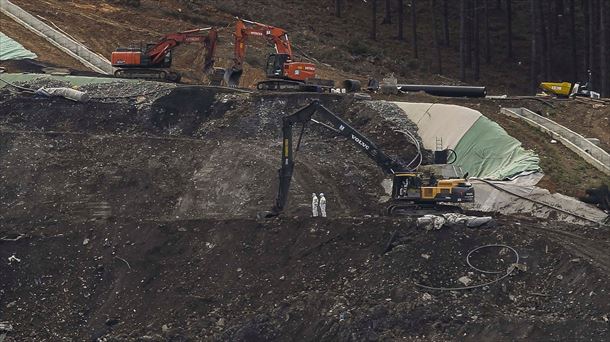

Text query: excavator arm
(146, 28), (218, 73)
(261, 100), (407, 218)
(231, 19), (293, 71)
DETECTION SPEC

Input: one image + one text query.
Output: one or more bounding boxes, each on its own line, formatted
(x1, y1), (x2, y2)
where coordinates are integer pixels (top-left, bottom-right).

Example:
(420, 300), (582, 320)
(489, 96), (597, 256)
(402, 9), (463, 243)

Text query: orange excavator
(111, 28), (218, 82)
(224, 19), (334, 91)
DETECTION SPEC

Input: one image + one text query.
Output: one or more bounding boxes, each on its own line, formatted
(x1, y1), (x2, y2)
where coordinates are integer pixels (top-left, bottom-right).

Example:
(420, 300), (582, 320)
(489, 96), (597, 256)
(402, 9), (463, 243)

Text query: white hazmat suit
(312, 193), (319, 217)
(319, 193), (327, 217)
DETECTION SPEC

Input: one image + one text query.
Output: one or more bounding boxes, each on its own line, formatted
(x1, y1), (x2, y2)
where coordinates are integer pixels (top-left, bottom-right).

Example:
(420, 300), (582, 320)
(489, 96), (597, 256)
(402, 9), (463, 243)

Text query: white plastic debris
(7, 255), (21, 263)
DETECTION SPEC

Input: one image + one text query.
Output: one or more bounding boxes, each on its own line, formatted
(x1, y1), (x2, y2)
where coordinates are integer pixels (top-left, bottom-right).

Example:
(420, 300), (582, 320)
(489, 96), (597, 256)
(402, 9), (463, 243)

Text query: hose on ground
(414, 244), (519, 291)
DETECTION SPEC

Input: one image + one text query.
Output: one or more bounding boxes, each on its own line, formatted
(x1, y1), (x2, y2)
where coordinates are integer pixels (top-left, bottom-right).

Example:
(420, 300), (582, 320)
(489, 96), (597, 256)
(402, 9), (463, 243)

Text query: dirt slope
(1, 216), (609, 341)
(0, 79), (609, 340)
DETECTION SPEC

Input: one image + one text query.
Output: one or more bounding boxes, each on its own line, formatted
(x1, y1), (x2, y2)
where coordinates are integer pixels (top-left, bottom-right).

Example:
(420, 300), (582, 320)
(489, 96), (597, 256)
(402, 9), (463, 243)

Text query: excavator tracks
(114, 68), (181, 82)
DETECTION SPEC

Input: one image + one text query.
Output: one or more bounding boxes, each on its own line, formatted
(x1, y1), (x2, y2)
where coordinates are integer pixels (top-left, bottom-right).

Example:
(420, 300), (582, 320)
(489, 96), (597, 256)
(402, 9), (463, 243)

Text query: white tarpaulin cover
(0, 31), (37, 60)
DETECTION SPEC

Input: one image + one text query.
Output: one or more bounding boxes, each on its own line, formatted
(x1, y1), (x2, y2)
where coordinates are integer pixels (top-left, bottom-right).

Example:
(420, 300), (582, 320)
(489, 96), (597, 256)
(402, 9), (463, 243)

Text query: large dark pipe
(342, 79), (361, 92)
(397, 84), (487, 98)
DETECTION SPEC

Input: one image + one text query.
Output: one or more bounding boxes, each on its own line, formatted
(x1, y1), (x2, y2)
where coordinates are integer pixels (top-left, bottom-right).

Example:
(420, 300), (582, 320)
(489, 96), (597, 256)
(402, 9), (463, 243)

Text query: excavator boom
(260, 100), (407, 218)
(259, 101), (474, 218)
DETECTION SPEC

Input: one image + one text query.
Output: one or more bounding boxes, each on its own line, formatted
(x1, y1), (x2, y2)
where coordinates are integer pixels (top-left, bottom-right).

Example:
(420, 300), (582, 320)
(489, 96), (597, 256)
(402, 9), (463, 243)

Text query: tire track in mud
(527, 225), (610, 276)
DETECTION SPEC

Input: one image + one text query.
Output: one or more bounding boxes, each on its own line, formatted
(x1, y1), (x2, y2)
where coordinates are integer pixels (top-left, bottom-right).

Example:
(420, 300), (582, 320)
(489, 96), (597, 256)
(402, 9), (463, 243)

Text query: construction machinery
(111, 28), (218, 82)
(224, 19), (334, 91)
(540, 72), (600, 98)
(259, 101), (474, 218)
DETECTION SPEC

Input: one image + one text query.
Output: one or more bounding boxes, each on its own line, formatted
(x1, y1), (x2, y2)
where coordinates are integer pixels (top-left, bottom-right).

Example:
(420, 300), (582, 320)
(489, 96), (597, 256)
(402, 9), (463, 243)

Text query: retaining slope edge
(0, 0), (113, 74)
(501, 107), (610, 175)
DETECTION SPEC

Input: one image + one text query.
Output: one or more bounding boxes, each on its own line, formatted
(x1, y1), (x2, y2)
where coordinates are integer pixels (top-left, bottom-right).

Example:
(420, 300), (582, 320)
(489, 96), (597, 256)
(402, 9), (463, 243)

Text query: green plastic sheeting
(0, 73), (139, 89)
(0, 32), (37, 60)
(453, 116), (541, 180)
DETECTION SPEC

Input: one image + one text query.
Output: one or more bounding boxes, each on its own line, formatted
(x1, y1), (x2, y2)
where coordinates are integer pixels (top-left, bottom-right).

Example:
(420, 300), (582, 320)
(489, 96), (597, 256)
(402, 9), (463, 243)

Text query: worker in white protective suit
(319, 193), (327, 217)
(312, 193), (319, 217)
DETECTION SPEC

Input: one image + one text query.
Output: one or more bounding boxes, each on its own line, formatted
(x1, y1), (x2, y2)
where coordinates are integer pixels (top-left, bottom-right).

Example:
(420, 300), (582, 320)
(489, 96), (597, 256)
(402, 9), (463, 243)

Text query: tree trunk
(465, 0), (472, 67)
(530, 0), (538, 94)
(569, 0), (578, 81)
(431, 0), (443, 73)
(601, 0), (607, 96)
(460, 0), (467, 81)
(371, 0), (378, 40)
(335, 0), (341, 17)
(538, 0), (551, 80)
(383, 0), (392, 23)
(589, 0), (596, 90)
(507, 0), (513, 59)
(398, 0), (405, 40)
(584, 0), (590, 73)
(411, 0), (419, 58)
(442, 0), (450, 46)
(473, 0), (480, 80)
(554, 0), (564, 39)
(484, 0), (491, 63)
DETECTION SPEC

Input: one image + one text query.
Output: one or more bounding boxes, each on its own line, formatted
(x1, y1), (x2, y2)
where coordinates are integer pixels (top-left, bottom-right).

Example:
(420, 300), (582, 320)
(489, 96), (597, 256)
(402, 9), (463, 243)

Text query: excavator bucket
(224, 68), (243, 87)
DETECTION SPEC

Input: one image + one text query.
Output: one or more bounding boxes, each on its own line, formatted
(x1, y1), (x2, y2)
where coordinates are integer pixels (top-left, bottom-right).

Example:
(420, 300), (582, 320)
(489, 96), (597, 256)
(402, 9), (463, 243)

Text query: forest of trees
(335, 0), (609, 96)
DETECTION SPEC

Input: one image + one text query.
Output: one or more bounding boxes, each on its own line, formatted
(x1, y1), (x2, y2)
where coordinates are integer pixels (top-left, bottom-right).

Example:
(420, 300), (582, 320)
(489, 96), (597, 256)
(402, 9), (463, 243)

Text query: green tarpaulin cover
(0, 32), (37, 60)
(453, 116), (541, 179)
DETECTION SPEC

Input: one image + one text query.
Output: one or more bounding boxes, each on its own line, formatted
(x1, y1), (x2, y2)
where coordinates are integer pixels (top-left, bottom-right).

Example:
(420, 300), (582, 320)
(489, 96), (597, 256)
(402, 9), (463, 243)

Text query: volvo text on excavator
(111, 28), (218, 82)
(259, 101), (475, 218)
(224, 19), (334, 91)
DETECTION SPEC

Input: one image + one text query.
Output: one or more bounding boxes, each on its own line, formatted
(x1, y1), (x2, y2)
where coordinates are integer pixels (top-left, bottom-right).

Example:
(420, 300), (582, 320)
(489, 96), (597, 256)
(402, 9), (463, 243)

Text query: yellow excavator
(258, 101), (474, 218)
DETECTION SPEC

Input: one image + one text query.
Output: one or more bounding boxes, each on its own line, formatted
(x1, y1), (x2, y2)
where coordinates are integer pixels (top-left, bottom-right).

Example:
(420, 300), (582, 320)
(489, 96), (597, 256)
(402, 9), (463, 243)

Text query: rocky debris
(458, 276), (473, 286)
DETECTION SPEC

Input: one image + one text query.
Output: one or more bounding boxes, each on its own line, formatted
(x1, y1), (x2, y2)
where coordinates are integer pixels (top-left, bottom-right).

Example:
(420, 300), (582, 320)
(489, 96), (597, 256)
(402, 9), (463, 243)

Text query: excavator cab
(391, 173), (474, 203)
(266, 53), (290, 78)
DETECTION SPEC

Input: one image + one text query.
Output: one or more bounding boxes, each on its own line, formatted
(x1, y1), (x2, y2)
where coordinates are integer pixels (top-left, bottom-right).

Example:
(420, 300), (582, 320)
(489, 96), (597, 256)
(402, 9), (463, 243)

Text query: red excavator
(224, 19), (334, 91)
(111, 28), (218, 82)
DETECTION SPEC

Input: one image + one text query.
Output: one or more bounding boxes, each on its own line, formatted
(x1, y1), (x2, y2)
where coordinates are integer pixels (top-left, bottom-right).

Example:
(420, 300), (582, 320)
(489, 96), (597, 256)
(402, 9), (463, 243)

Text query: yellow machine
(539, 82), (573, 97)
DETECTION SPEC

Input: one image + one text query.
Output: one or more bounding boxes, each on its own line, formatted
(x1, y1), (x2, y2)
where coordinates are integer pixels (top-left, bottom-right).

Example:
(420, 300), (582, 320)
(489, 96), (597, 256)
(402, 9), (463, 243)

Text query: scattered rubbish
(5, 302), (16, 309)
(35, 87), (90, 102)
(422, 293), (432, 301)
(510, 263), (528, 273)
(421, 253), (430, 259)
(7, 255), (21, 263)
(556, 274), (564, 280)
(161, 324), (170, 333)
(416, 244), (520, 291)
(0, 233), (25, 242)
(417, 213), (494, 230)
(0, 322), (13, 332)
(550, 139), (557, 144)
(83, 238), (90, 246)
